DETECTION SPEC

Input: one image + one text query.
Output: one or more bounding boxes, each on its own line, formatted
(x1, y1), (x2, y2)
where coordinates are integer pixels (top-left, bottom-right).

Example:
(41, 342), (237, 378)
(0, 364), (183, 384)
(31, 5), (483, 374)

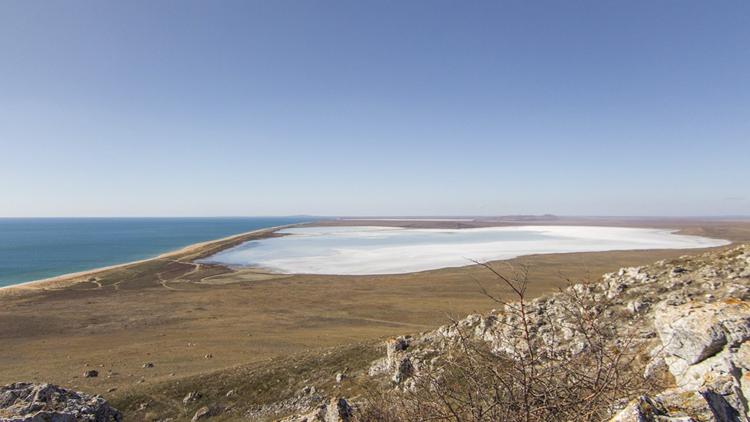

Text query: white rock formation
(613, 300), (750, 421)
(0, 382), (122, 422)
(279, 397), (353, 422)
(364, 245), (750, 421)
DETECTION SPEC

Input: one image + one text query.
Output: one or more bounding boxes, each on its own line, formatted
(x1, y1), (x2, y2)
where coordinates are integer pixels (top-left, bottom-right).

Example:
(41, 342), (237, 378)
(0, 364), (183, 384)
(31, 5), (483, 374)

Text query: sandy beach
(0, 223), (300, 294)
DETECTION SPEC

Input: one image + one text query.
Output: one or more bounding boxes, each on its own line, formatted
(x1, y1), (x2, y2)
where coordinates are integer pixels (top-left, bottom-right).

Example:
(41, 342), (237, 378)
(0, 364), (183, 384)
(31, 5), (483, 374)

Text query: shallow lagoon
(201, 225), (730, 275)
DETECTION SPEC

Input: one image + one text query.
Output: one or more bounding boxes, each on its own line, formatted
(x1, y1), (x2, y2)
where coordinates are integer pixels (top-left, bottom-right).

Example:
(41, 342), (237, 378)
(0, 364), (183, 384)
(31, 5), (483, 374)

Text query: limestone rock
(183, 391), (201, 405)
(191, 406), (214, 421)
(627, 299), (649, 314)
(280, 397), (352, 422)
(610, 385), (746, 422)
(609, 395), (670, 422)
(363, 245), (750, 421)
(368, 336), (414, 384)
(654, 301), (750, 366)
(391, 357), (413, 384)
(324, 397), (352, 422)
(0, 382), (122, 422)
(282, 404), (325, 422)
(646, 300), (750, 420)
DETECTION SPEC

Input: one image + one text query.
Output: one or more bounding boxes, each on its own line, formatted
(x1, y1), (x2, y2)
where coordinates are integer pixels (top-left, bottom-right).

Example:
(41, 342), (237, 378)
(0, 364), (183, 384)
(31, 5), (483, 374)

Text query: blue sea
(0, 217), (314, 287)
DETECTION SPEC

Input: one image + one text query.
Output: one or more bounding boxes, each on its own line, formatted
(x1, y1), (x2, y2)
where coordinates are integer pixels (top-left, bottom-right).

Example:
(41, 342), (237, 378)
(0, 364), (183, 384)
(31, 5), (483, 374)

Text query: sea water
(0, 217), (312, 287)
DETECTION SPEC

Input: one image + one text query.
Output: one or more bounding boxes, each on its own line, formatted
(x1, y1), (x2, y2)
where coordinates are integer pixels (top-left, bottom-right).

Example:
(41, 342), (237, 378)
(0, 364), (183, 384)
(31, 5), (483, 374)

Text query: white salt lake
(200, 225), (730, 275)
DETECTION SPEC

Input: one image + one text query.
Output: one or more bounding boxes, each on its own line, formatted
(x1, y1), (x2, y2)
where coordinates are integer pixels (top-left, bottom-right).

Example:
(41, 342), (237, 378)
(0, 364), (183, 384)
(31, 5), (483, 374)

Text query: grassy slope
(1, 219), (749, 421)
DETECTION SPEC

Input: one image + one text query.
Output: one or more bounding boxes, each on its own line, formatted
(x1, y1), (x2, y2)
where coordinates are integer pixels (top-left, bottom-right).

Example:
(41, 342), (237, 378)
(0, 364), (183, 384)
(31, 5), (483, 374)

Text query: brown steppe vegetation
(1, 218), (749, 420)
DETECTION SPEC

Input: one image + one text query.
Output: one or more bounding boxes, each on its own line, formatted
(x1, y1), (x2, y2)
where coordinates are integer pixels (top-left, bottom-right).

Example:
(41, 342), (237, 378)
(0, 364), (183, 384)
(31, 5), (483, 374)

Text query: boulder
(359, 245), (750, 421)
(391, 357), (413, 384)
(0, 382), (121, 422)
(280, 397), (352, 422)
(611, 385), (745, 422)
(647, 300), (750, 420)
(368, 336), (413, 382)
(654, 301), (750, 387)
(191, 406), (215, 421)
(609, 395), (670, 422)
(324, 397), (352, 422)
(183, 391), (201, 405)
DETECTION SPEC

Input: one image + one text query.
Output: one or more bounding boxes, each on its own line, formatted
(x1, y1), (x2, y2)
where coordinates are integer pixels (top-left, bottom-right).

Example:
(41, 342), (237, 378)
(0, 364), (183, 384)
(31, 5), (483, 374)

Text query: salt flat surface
(341, 218), (476, 221)
(201, 226), (730, 275)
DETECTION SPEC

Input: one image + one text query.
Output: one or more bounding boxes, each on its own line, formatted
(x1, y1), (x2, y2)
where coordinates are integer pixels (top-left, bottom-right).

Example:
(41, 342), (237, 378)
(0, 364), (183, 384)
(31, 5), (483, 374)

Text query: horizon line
(1, 214), (750, 220)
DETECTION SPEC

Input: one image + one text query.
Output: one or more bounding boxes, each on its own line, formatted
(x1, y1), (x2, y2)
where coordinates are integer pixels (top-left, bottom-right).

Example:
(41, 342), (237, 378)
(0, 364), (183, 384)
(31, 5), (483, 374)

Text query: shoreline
(1, 218), (741, 292)
(1, 221), (747, 411)
(206, 225), (732, 276)
(0, 223), (302, 292)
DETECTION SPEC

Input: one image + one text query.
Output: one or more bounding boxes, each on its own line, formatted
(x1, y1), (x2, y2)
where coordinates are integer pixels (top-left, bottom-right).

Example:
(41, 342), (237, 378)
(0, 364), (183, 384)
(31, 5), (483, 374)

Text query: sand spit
(0, 224), (299, 293)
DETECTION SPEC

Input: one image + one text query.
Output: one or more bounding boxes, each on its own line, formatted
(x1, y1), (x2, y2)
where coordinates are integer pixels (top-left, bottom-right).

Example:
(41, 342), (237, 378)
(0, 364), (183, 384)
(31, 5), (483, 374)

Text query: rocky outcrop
(365, 245), (750, 420)
(0, 382), (121, 422)
(183, 391), (201, 405)
(279, 397), (353, 422)
(191, 405), (219, 421)
(368, 336), (414, 385)
(280, 245), (749, 421)
(654, 301), (750, 390)
(613, 300), (750, 421)
(247, 385), (336, 421)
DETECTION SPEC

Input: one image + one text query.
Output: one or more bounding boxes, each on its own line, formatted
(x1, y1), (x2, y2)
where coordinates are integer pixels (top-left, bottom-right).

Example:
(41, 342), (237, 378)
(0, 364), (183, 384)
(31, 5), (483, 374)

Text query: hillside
(347, 244), (750, 421)
(259, 244), (750, 421)
(2, 244), (748, 421)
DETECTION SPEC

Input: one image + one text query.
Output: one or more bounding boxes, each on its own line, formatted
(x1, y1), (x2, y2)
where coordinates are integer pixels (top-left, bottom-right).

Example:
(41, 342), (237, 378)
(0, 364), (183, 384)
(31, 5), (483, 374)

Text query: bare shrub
(356, 263), (658, 422)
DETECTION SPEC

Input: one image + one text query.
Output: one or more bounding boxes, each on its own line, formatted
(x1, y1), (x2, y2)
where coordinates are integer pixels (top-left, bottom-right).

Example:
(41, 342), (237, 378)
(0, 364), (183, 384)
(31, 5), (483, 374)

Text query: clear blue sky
(1, 1), (748, 217)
